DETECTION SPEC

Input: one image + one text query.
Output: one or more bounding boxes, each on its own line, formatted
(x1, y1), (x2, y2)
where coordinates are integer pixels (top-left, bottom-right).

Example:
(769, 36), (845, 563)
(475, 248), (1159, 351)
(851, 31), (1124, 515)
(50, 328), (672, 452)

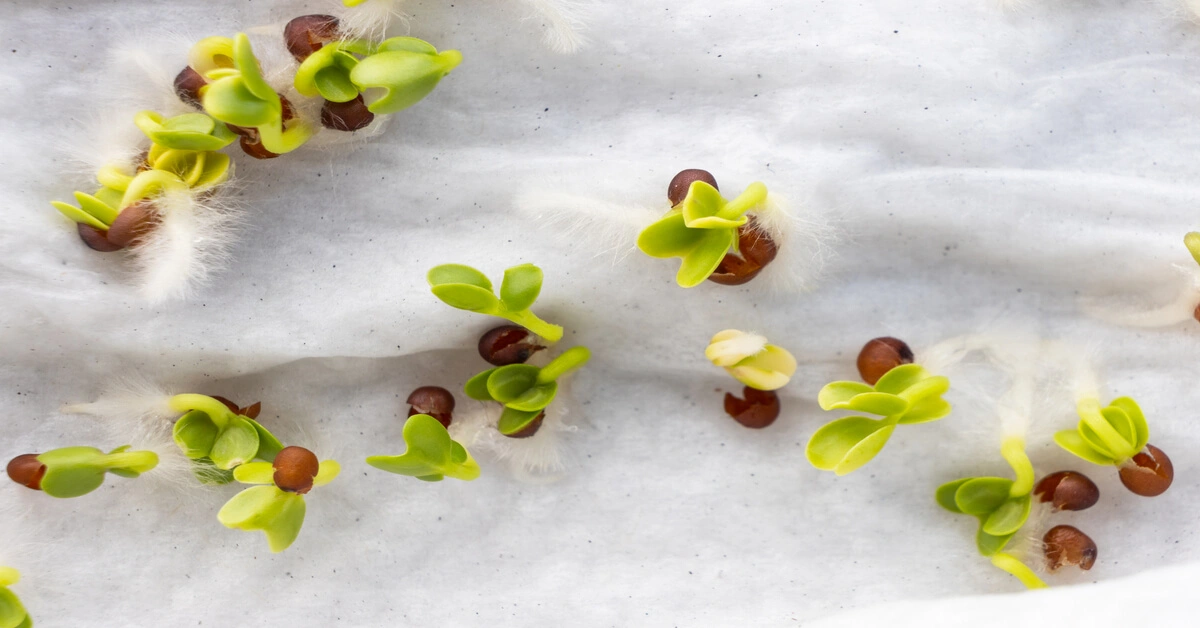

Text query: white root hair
(60, 37), (192, 183)
(1080, 264), (1200, 329)
(60, 377), (203, 493)
(336, 0), (407, 42)
(491, 402), (575, 482)
(1157, 0), (1200, 23)
(513, 188), (662, 265)
(518, 0), (590, 54)
(449, 395), (577, 482)
(750, 193), (837, 294)
(130, 187), (242, 304)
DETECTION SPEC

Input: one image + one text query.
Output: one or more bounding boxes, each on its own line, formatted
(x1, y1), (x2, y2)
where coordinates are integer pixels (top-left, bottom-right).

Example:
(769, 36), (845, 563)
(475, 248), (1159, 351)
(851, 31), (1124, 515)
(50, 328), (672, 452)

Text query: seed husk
(708, 218), (779, 285)
(320, 95), (375, 132)
(407, 386), (456, 428)
(232, 95), (296, 159)
(668, 169), (719, 206)
(77, 223), (124, 252)
(284, 14), (341, 61)
(856, 337), (914, 386)
(1118, 443), (1173, 497)
(1033, 471), (1100, 511)
(504, 412), (545, 439)
(723, 387), (780, 428)
(240, 401), (262, 419)
(1043, 525), (1097, 572)
(273, 446), (320, 494)
(478, 325), (546, 366)
(174, 66), (207, 108)
(106, 201), (159, 247)
(6, 454), (47, 490)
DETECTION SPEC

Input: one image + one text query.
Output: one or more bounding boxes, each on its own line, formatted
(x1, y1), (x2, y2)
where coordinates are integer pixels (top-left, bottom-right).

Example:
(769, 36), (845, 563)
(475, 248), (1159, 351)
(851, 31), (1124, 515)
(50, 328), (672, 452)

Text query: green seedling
(428, 263), (564, 343)
(366, 413), (480, 481)
(192, 33), (314, 154)
(705, 329), (797, 391)
(1055, 397), (1148, 467)
(295, 36), (461, 115)
(133, 111), (236, 152)
(52, 110), (233, 232)
(1055, 396), (1173, 497)
(5, 446), (158, 498)
(465, 346), (591, 436)
(0, 567), (31, 628)
(636, 180), (768, 287)
(217, 446), (339, 553)
(169, 394), (283, 479)
(936, 437), (1046, 589)
(806, 364), (951, 475)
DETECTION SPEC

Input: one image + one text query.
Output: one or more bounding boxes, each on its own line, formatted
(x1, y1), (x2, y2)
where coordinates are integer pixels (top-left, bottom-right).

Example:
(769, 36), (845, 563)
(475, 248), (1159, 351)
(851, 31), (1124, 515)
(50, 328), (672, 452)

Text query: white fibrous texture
(131, 189), (242, 303)
(336, 0), (406, 41)
(752, 193), (837, 294)
(519, 0), (590, 53)
(513, 188), (661, 263)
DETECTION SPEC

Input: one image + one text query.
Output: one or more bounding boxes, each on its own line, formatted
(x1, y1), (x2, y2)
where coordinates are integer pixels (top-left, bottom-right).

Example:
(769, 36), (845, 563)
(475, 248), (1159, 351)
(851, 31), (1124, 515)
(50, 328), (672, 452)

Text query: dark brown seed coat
(478, 325), (546, 366)
(273, 446), (321, 494)
(407, 386), (456, 428)
(1043, 525), (1098, 571)
(6, 454), (47, 491)
(1118, 443), (1173, 497)
(1033, 471), (1100, 511)
(856, 337), (914, 386)
(667, 169), (719, 206)
(723, 387), (781, 428)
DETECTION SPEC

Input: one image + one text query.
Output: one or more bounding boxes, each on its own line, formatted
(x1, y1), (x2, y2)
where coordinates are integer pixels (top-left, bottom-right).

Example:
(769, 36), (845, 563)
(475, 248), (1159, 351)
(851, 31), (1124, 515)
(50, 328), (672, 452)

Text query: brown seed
(174, 66), (207, 108)
(273, 446), (320, 494)
(1194, 302), (1200, 324)
(478, 325), (546, 366)
(77, 223), (124, 252)
(708, 218), (780, 285)
(283, 14), (341, 61)
(226, 124), (257, 139)
(320, 95), (375, 132)
(723, 387), (781, 429)
(668, 169), (719, 206)
(1118, 443), (1173, 497)
(209, 395), (241, 414)
(1043, 525), (1097, 572)
(406, 386), (456, 428)
(234, 96), (296, 159)
(6, 454), (47, 491)
(856, 337), (914, 386)
(239, 135), (280, 159)
(1034, 471), (1100, 511)
(504, 412), (546, 439)
(106, 201), (159, 248)
(240, 401), (262, 419)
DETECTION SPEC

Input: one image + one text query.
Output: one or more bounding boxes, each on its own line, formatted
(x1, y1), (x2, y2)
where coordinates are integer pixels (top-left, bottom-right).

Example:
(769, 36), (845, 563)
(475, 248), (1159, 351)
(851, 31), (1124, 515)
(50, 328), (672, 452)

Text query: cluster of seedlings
(18, 0), (1193, 612)
(368, 262), (590, 483)
(805, 335), (1174, 588)
(8, 393), (340, 555)
(51, 7), (460, 301)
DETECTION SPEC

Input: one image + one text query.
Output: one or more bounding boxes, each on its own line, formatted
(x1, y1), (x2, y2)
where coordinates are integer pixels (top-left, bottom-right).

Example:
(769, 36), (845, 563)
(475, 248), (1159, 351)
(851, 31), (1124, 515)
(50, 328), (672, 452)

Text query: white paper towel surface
(1, 0), (1198, 626)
